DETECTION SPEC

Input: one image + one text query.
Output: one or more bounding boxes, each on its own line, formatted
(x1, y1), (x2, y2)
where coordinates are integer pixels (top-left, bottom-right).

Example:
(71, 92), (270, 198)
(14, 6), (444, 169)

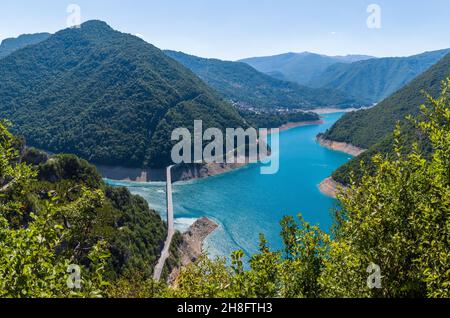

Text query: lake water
(106, 112), (351, 258)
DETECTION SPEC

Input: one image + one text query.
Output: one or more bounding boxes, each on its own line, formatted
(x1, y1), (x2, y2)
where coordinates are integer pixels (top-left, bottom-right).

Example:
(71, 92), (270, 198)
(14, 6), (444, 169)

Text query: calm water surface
(106, 112), (351, 258)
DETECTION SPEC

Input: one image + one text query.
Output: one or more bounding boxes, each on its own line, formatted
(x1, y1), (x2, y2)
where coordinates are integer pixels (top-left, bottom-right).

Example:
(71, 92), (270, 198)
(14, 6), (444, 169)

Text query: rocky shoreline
(319, 177), (344, 199)
(316, 136), (363, 198)
(316, 135), (366, 157)
(169, 217), (218, 283)
(277, 120), (324, 132)
(98, 120), (324, 183)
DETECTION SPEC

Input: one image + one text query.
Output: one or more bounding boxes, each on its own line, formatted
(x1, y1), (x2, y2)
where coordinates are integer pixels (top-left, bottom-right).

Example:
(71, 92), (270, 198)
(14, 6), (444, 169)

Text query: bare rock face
(169, 217), (218, 283)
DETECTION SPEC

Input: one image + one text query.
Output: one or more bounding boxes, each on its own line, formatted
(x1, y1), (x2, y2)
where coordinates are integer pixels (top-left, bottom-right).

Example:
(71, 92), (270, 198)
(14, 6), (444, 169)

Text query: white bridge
(153, 165), (175, 281)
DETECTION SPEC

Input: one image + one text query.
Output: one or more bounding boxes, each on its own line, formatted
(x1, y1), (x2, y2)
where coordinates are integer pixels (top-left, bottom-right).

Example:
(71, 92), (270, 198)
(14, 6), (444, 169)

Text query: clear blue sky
(0, 0), (449, 60)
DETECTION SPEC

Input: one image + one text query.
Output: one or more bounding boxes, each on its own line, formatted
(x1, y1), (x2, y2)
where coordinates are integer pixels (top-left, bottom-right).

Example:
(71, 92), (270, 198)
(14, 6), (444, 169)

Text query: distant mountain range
(322, 52), (450, 184)
(165, 50), (365, 109)
(309, 49), (450, 104)
(241, 50), (450, 104)
(0, 33), (50, 59)
(2, 22), (448, 172)
(0, 21), (245, 168)
(239, 52), (374, 84)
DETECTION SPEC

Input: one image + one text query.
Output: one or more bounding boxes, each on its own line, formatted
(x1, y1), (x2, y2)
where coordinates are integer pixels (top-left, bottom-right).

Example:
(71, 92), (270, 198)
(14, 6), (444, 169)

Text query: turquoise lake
(106, 112), (351, 258)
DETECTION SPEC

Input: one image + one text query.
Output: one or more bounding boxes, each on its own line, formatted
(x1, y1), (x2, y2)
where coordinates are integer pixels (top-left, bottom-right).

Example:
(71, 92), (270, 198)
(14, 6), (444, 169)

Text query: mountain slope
(0, 33), (50, 59)
(322, 53), (450, 185)
(165, 50), (365, 109)
(0, 21), (245, 168)
(239, 52), (373, 85)
(322, 52), (450, 149)
(309, 49), (450, 103)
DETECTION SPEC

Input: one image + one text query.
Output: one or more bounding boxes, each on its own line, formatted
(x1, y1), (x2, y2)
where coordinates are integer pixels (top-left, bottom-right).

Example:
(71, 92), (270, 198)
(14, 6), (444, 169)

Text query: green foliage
(105, 186), (166, 279)
(323, 53), (450, 149)
(162, 231), (183, 281)
(170, 216), (328, 298)
(239, 110), (320, 129)
(2, 74), (450, 298)
(31, 155), (167, 280)
(326, 54), (450, 184)
(107, 273), (169, 298)
(165, 50), (364, 109)
(0, 122), (109, 297)
(0, 21), (245, 168)
(322, 82), (450, 297)
(1, 121), (171, 296)
(170, 81), (450, 298)
(309, 49), (450, 103)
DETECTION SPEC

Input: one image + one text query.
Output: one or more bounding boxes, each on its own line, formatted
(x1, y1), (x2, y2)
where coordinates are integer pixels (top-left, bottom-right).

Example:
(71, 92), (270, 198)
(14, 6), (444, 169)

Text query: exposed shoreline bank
(169, 217), (218, 284)
(98, 119), (324, 183)
(277, 120), (324, 132)
(319, 177), (343, 199)
(316, 136), (362, 198)
(316, 135), (366, 157)
(307, 106), (371, 114)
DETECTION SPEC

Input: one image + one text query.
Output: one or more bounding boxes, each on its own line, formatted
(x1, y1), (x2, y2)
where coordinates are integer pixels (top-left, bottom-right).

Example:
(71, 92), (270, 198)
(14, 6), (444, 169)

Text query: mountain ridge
(239, 52), (373, 84)
(322, 52), (450, 184)
(165, 50), (366, 109)
(0, 20), (245, 169)
(309, 48), (450, 103)
(0, 32), (51, 59)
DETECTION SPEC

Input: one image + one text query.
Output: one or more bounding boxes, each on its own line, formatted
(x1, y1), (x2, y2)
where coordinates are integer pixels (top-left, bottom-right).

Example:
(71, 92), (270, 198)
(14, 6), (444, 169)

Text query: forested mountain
(0, 21), (245, 168)
(322, 52), (450, 149)
(0, 33), (50, 59)
(322, 53), (450, 184)
(0, 120), (176, 295)
(309, 49), (450, 103)
(3, 80), (450, 298)
(238, 110), (320, 129)
(239, 52), (373, 85)
(165, 50), (365, 109)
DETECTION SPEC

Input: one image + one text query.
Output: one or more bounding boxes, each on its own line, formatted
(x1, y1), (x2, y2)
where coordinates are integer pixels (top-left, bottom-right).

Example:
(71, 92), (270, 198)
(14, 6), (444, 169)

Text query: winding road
(153, 165), (175, 281)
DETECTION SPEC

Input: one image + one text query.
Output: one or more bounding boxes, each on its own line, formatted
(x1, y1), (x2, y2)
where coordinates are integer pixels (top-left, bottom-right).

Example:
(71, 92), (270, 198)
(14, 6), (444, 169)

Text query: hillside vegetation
(0, 21), (245, 169)
(323, 53), (450, 184)
(2, 62), (449, 299)
(102, 83), (450, 298)
(239, 110), (320, 129)
(164, 81), (450, 298)
(323, 53), (450, 149)
(165, 50), (364, 109)
(309, 49), (450, 103)
(0, 121), (177, 296)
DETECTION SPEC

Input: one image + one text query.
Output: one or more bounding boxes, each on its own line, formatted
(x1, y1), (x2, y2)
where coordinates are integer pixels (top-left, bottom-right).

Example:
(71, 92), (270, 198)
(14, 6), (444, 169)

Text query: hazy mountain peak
(0, 22), (245, 168)
(0, 33), (51, 59)
(240, 52), (373, 84)
(165, 49), (366, 109)
(309, 48), (450, 103)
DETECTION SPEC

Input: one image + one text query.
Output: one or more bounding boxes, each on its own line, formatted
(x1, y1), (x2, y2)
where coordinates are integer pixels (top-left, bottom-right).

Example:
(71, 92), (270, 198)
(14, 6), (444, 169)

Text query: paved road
(153, 165), (175, 281)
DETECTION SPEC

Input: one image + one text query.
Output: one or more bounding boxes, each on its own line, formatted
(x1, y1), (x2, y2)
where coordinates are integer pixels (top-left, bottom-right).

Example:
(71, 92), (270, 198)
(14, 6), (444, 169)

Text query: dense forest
(2, 82), (449, 298)
(309, 49), (450, 103)
(321, 53), (450, 184)
(0, 122), (181, 296)
(239, 109), (320, 129)
(117, 80), (450, 298)
(0, 21), (245, 169)
(165, 50), (364, 109)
